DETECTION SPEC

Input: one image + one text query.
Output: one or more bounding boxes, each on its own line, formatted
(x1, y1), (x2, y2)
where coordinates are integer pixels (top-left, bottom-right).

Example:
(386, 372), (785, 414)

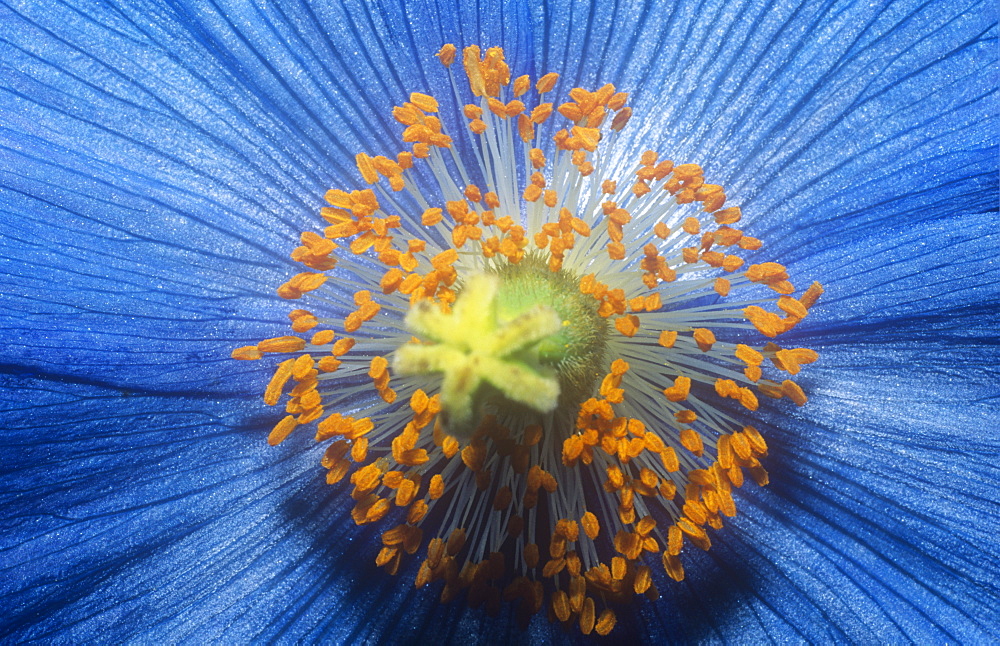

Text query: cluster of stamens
(232, 43), (821, 636)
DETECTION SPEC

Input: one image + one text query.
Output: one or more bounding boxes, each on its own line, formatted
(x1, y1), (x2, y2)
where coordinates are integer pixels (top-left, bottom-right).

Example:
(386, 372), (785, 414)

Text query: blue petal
(1, 0), (998, 643)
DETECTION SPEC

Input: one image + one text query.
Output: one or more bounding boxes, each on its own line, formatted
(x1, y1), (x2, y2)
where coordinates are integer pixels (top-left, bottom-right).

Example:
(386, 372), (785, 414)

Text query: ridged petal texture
(1, 0), (997, 643)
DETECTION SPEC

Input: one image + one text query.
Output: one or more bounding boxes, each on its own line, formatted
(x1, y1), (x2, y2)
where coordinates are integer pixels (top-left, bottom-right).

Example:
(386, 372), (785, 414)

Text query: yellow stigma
(394, 273), (562, 434)
(232, 43), (822, 636)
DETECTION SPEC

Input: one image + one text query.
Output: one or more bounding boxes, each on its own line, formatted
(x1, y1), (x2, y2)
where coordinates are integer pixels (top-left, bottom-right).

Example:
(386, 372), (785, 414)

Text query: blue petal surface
(1, 0), (997, 643)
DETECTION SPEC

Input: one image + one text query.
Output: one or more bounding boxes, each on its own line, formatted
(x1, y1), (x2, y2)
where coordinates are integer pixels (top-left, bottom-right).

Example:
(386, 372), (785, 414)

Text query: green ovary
(393, 257), (608, 436)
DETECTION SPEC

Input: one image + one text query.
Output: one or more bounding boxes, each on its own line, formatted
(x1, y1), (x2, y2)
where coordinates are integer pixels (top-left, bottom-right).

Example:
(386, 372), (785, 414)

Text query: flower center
(232, 43), (823, 637)
(394, 256), (607, 436)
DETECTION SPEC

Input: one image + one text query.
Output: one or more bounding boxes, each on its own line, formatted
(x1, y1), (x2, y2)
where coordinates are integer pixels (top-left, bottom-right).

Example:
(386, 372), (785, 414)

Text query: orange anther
(611, 106), (632, 131)
(393, 104), (421, 126)
(595, 608), (617, 636)
(528, 148), (546, 170)
(517, 113), (534, 142)
(349, 417), (374, 440)
(563, 435), (584, 465)
(344, 311), (363, 333)
(650, 222), (669, 240)
(714, 206), (741, 224)
(409, 92), (438, 112)
(774, 347), (819, 375)
(642, 431), (666, 454)
(696, 184), (726, 212)
(379, 267), (404, 294)
(782, 379), (808, 406)
(436, 44), (457, 66)
(536, 72), (559, 93)
(317, 356), (341, 373)
(356, 152), (378, 184)
(746, 262), (788, 284)
(417, 208), (442, 228)
(653, 445), (677, 473)
(408, 500), (428, 525)
(512, 74), (530, 97)
(800, 282), (825, 309)
(462, 45), (486, 96)
(555, 519), (580, 542)
(673, 163), (703, 180)
(579, 511), (600, 540)
(258, 336), (306, 354)
(469, 118), (487, 134)
(267, 415), (298, 446)
(663, 375), (691, 402)
(529, 104), (553, 126)
(614, 314), (639, 337)
(431, 248), (458, 269)
(372, 156), (403, 180)
(778, 296), (809, 319)
(393, 151), (412, 170)
(487, 97), (507, 117)
(702, 251), (724, 267)
(735, 344), (764, 366)
(571, 126), (601, 151)
(693, 328), (716, 352)
(675, 409), (697, 424)
(331, 337), (355, 356)
(428, 474), (445, 500)
(523, 184), (542, 202)
(292, 353), (315, 380)
(231, 346), (262, 361)
(556, 103), (584, 123)
(608, 91), (629, 111)
(463, 184), (483, 203)
(461, 443), (486, 472)
(368, 355), (388, 380)
(722, 255), (744, 272)
(715, 378), (739, 398)
(658, 330), (678, 348)
(603, 358), (626, 377)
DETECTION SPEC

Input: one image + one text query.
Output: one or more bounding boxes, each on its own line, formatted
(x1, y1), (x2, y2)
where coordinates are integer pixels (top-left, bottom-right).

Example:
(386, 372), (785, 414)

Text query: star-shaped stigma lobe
(393, 273), (563, 434)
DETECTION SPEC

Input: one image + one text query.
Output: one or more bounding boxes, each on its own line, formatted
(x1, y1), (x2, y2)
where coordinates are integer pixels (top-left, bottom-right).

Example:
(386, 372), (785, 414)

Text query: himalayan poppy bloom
(1, 0), (997, 643)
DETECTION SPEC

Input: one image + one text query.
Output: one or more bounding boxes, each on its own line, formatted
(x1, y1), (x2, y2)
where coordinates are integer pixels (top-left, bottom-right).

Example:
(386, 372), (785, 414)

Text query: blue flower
(1, 0), (997, 643)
